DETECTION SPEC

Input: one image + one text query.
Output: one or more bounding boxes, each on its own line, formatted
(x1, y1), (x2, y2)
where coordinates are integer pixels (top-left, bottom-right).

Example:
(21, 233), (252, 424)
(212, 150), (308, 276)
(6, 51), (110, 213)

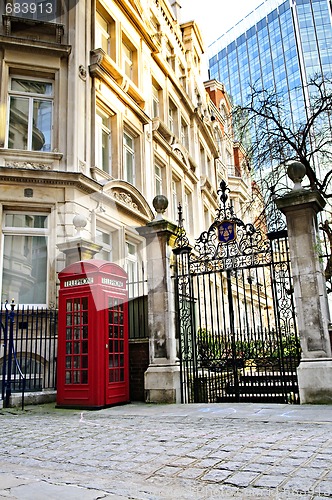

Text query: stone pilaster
(137, 219), (181, 403)
(276, 189), (332, 404)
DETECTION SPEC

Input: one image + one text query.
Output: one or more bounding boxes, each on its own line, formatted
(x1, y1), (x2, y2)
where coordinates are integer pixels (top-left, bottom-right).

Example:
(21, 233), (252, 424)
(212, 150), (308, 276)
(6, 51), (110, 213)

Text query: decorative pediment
(103, 180), (154, 222)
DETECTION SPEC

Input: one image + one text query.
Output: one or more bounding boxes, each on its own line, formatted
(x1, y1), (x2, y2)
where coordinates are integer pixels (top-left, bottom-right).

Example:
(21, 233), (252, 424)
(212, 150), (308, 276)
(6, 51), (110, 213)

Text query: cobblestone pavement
(0, 402), (332, 499)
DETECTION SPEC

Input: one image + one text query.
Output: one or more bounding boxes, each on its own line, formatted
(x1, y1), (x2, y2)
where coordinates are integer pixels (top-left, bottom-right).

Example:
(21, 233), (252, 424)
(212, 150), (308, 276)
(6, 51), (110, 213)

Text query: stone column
(137, 196), (181, 403)
(276, 162), (332, 404)
(57, 238), (103, 267)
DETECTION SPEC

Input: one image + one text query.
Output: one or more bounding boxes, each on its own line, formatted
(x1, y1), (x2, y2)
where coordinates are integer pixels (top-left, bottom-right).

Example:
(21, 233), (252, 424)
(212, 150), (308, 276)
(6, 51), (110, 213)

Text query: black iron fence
(0, 302), (57, 407)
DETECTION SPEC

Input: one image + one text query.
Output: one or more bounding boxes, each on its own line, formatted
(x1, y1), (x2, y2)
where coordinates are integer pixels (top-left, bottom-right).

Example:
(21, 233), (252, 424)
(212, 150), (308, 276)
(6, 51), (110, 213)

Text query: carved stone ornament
(6, 161), (52, 170)
(113, 191), (139, 210)
(79, 65), (87, 81)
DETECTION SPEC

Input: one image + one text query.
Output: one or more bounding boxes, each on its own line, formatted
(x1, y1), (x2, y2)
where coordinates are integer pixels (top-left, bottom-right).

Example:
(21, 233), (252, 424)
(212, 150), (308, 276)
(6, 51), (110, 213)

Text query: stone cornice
(0, 167), (100, 194)
(276, 189), (326, 214)
(0, 35), (71, 57)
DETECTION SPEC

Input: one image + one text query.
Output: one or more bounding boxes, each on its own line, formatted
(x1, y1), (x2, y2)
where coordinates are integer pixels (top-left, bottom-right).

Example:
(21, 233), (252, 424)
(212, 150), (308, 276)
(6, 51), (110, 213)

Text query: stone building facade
(0, 0), (255, 402)
(0, 0), (251, 307)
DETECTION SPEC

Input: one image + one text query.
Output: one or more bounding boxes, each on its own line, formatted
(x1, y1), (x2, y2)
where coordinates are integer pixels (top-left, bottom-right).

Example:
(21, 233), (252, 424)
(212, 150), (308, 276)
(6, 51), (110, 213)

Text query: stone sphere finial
(287, 161), (307, 190)
(73, 214), (87, 236)
(152, 195), (168, 220)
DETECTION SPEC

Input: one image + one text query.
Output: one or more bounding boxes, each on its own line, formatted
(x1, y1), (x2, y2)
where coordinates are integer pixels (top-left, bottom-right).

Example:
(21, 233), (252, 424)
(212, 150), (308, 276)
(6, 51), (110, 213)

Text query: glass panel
(2, 233), (48, 304)
(65, 357), (71, 368)
(81, 371), (88, 384)
(82, 297), (88, 309)
(5, 214), (47, 228)
(66, 301), (72, 312)
(32, 99), (52, 152)
(73, 342), (80, 354)
(82, 356), (88, 369)
(8, 96), (29, 150)
(120, 368), (124, 381)
(125, 149), (134, 183)
(11, 79), (53, 95)
(66, 343), (72, 354)
(73, 356), (80, 368)
(82, 326), (88, 338)
(65, 371), (71, 383)
(82, 341), (88, 354)
(66, 328), (72, 340)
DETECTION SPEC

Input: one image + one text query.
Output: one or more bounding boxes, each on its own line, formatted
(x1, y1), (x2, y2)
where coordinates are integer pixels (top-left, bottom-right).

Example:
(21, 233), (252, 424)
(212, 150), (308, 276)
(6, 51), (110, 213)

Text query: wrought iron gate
(173, 181), (301, 404)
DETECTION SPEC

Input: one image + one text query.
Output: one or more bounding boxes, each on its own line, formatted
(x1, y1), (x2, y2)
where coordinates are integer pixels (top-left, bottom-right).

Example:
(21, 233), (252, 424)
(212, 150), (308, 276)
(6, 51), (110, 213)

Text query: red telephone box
(57, 260), (130, 409)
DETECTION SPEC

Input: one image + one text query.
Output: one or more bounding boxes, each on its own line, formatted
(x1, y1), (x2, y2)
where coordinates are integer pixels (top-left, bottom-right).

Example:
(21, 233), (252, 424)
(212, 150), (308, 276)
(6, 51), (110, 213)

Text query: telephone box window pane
(82, 297), (88, 309)
(73, 356), (80, 368)
(66, 328), (71, 340)
(66, 301), (72, 312)
(83, 311), (88, 324)
(74, 342), (80, 354)
(120, 368), (124, 381)
(73, 371), (80, 384)
(82, 341), (88, 354)
(74, 328), (80, 339)
(82, 357), (88, 369)
(66, 343), (72, 354)
(66, 315), (72, 326)
(109, 356), (114, 368)
(120, 354), (124, 366)
(66, 357), (71, 368)
(65, 371), (71, 383)
(81, 371), (88, 384)
(83, 326), (88, 339)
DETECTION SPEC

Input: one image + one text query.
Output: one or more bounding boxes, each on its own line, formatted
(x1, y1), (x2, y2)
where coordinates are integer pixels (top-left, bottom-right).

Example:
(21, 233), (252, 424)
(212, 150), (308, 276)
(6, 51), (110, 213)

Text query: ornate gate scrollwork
(173, 181), (301, 404)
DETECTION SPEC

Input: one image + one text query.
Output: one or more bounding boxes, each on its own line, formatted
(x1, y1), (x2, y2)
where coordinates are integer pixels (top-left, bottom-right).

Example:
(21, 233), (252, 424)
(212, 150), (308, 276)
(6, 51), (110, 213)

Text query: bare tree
(233, 75), (332, 199)
(233, 74), (332, 289)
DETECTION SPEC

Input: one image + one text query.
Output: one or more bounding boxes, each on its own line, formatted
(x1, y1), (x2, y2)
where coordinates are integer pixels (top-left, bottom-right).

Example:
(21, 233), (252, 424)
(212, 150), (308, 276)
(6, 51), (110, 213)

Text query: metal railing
(0, 302), (58, 409)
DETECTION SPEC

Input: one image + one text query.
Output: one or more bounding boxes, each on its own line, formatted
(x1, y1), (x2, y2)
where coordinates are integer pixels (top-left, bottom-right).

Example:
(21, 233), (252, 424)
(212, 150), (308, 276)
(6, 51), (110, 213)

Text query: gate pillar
(137, 198), (180, 403)
(277, 163), (332, 404)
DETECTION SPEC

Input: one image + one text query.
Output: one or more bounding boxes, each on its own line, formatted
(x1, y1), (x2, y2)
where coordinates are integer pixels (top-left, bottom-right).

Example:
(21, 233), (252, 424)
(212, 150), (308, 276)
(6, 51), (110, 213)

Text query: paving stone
(252, 474), (286, 488)
(224, 471), (260, 487)
(201, 469), (232, 482)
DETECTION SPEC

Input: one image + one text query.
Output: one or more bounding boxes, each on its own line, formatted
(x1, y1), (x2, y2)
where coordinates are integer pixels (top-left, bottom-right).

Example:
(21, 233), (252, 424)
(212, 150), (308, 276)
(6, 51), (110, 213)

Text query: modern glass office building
(208, 0), (332, 124)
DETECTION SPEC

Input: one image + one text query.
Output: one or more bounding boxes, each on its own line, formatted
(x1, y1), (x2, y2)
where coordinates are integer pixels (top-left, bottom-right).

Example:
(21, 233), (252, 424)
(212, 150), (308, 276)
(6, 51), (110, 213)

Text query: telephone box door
(105, 295), (129, 405)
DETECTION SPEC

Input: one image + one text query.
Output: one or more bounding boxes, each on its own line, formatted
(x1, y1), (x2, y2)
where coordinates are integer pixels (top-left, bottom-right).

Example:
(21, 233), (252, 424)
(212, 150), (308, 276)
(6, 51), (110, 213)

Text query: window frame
(95, 107), (112, 175)
(6, 75), (54, 152)
(123, 130), (136, 185)
(1, 211), (50, 306)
